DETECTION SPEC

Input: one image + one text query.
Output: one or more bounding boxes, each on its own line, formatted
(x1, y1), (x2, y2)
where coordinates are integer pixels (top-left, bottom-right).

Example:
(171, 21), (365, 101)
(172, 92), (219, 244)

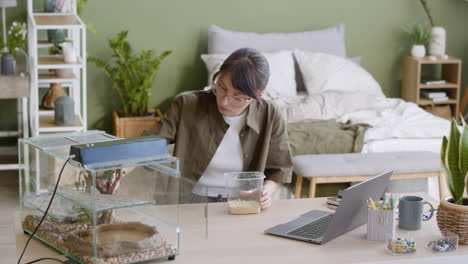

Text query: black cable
(25, 258), (66, 264)
(18, 157), (73, 264)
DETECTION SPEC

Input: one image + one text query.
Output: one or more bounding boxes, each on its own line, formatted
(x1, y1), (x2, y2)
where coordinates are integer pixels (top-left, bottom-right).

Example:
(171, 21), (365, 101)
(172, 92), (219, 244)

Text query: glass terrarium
(19, 131), (205, 264)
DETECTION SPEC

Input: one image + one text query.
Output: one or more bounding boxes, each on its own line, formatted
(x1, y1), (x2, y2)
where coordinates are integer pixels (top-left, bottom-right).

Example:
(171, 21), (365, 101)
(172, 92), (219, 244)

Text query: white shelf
(32, 13), (84, 29)
(38, 111), (85, 133)
(37, 55), (83, 69)
(28, 0), (87, 137)
(38, 39), (73, 49)
(38, 72), (77, 83)
(38, 83), (72, 89)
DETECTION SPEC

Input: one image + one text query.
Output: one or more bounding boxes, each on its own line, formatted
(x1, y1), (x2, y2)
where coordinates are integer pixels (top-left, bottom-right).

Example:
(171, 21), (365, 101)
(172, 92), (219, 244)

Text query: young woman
(144, 48), (292, 209)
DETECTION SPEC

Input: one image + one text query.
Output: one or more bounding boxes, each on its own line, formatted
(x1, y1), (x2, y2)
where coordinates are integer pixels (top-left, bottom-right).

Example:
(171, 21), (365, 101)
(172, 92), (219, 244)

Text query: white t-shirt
(192, 111), (247, 197)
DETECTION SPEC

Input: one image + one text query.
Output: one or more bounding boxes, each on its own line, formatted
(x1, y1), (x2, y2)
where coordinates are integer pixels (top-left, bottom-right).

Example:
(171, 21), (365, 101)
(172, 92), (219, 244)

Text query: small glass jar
(225, 172), (265, 215)
(426, 231), (458, 253)
(386, 234), (417, 255)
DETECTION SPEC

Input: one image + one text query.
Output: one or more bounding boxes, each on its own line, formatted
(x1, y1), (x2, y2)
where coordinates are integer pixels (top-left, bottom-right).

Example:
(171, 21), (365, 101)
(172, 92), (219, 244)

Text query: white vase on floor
(429, 27), (446, 57)
(411, 45), (426, 58)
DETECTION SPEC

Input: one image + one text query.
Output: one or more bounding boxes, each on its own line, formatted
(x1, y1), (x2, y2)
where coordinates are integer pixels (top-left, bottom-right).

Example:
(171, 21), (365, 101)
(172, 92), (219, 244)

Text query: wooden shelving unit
(402, 56), (462, 120)
(27, 0), (87, 136)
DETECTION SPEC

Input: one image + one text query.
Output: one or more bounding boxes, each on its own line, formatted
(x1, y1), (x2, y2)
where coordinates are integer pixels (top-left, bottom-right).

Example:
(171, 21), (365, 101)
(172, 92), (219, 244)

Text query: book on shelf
(430, 96), (449, 102)
(421, 91), (447, 99)
(326, 196), (341, 206)
(421, 76), (446, 85)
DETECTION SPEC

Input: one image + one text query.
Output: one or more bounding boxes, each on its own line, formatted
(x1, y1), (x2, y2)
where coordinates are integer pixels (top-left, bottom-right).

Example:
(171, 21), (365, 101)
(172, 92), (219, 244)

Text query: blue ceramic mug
(398, 196), (434, 230)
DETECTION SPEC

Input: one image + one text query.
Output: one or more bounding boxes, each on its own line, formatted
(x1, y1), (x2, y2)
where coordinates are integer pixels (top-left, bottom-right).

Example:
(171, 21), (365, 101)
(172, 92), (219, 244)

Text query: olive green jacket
(143, 90), (293, 184)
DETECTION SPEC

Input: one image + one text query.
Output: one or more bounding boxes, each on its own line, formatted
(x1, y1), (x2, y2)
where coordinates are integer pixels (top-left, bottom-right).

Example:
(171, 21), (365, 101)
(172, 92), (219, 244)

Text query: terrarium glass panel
(19, 131), (205, 264)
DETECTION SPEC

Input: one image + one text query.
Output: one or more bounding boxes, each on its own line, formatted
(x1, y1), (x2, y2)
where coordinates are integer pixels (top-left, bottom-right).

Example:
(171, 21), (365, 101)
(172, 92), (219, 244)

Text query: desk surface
(16, 195), (468, 264)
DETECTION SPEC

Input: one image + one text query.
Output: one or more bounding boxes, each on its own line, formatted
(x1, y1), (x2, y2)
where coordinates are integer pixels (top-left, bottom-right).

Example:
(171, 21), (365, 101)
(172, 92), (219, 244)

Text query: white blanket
(271, 92), (450, 143)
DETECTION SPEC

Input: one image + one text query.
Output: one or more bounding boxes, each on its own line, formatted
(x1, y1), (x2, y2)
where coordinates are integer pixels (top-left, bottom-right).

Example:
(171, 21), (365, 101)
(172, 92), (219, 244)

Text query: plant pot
(1, 53), (16, 75)
(436, 197), (468, 245)
(113, 109), (163, 138)
(48, 29), (66, 44)
(411, 45), (426, 58)
(61, 42), (77, 63)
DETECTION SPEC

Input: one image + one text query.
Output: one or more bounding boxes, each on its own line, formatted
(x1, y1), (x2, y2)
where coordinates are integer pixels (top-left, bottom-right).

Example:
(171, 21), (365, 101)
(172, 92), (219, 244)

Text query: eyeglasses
(211, 83), (252, 107)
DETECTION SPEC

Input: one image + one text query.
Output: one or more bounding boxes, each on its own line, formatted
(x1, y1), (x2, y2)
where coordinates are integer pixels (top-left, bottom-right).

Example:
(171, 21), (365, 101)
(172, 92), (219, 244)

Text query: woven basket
(113, 109), (163, 138)
(436, 198), (468, 245)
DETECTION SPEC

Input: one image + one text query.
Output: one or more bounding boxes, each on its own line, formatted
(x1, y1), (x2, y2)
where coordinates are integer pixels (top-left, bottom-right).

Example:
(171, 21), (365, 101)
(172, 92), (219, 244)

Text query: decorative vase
(43, 0), (55, 12)
(429, 27), (446, 57)
(436, 197), (468, 245)
(48, 29), (66, 44)
(61, 42), (77, 63)
(41, 83), (68, 109)
(54, 96), (75, 126)
(1, 53), (16, 75)
(411, 45), (426, 58)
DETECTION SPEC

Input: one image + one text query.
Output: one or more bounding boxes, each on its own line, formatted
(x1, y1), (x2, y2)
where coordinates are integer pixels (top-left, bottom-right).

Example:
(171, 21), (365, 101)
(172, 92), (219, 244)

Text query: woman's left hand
(260, 180), (278, 209)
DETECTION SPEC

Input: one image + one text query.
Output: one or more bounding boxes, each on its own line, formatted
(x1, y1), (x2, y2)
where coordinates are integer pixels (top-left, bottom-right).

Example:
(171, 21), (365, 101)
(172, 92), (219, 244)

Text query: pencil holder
(367, 208), (397, 241)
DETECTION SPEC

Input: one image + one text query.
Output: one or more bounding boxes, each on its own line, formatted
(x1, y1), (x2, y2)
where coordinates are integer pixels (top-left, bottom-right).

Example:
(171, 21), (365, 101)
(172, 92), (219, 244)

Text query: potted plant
(0, 21), (27, 75)
(403, 23), (431, 58)
(437, 117), (468, 244)
(88, 30), (171, 138)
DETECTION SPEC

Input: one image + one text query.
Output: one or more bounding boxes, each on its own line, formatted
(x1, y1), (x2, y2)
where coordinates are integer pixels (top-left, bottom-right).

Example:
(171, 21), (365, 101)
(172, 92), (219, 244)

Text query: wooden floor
(0, 147), (19, 263)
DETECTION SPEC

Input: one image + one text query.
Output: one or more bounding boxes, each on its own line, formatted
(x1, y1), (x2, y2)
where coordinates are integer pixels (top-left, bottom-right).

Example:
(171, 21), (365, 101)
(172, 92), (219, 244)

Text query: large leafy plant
(88, 30), (171, 117)
(440, 117), (468, 205)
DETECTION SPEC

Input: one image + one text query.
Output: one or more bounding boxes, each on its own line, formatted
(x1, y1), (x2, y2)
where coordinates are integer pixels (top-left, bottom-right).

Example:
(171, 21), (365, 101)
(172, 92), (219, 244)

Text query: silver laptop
(265, 171), (392, 244)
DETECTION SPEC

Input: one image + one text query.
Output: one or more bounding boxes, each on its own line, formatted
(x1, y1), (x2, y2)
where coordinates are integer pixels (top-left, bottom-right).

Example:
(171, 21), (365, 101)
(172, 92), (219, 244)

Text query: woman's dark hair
(212, 47), (269, 100)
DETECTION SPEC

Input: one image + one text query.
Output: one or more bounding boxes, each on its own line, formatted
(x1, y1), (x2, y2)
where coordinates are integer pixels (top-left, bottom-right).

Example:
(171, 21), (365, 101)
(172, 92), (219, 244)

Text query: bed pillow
(201, 50), (297, 98)
(208, 24), (347, 57)
(293, 50), (384, 97)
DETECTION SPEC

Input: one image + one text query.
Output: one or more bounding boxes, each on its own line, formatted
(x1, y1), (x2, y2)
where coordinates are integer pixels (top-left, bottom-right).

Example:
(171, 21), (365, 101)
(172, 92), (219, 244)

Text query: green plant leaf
(446, 119), (464, 204)
(460, 120), (468, 198)
(441, 136), (455, 196)
(460, 124), (468, 180)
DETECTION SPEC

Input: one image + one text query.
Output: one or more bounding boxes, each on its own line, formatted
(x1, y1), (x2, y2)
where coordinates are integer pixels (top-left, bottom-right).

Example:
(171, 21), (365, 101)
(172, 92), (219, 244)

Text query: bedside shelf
(402, 56), (462, 120)
(407, 56), (461, 64)
(418, 83), (458, 89)
(418, 99), (458, 106)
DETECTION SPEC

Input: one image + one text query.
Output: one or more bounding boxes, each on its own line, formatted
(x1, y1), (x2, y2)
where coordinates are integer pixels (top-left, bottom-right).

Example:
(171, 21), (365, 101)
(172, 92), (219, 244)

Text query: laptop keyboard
(287, 214), (334, 239)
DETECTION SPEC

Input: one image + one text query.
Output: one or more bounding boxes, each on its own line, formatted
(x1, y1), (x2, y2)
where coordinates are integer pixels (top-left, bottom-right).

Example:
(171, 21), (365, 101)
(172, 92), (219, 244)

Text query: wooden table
(15, 195), (468, 263)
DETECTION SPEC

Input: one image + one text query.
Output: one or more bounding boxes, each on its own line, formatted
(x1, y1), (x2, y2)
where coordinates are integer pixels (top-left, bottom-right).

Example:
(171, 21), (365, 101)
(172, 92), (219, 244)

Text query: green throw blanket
(287, 119), (371, 156)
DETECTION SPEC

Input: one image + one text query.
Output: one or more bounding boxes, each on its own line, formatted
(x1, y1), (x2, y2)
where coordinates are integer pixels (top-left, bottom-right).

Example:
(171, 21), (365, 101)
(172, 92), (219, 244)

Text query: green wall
(2, 0), (468, 137)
